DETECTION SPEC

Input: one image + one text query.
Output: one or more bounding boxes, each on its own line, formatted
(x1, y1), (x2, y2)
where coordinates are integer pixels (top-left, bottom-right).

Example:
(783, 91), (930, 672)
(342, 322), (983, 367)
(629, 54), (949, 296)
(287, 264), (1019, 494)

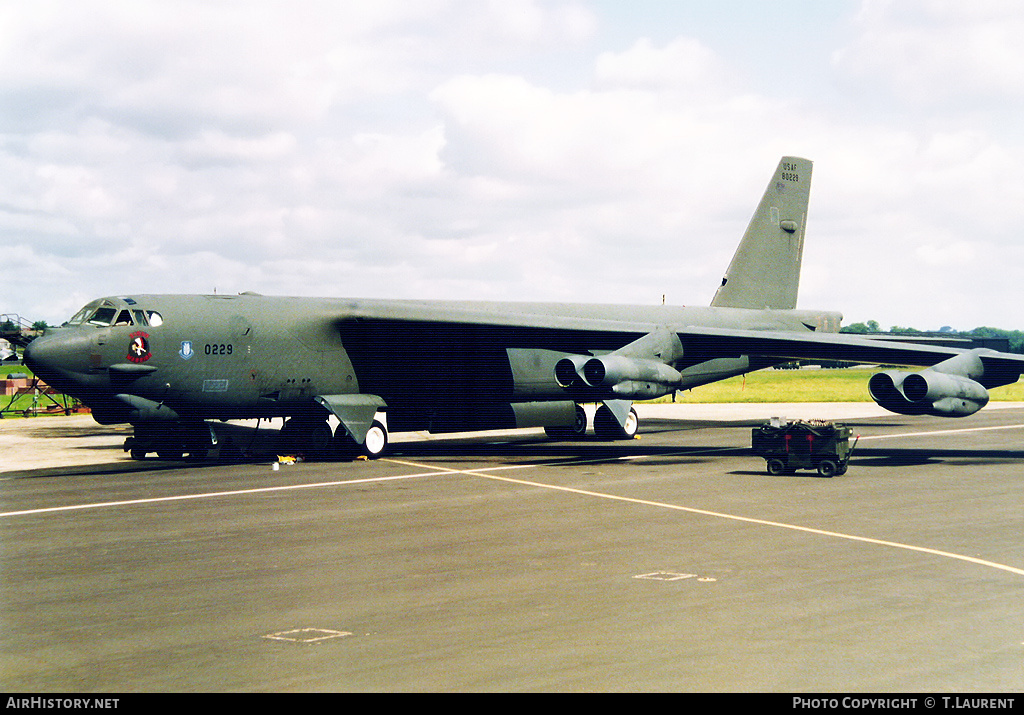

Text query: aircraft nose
(23, 332), (57, 372)
(23, 330), (87, 377)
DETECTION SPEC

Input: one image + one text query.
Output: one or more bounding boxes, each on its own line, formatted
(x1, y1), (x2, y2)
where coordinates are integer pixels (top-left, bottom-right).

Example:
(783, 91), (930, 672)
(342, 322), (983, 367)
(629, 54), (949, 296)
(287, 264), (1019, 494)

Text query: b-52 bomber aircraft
(23, 157), (1024, 460)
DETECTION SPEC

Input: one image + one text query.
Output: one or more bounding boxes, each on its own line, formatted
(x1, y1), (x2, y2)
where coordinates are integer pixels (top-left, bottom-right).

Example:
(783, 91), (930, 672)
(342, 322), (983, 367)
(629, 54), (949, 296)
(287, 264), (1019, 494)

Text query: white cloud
(916, 241), (977, 267)
(1, 1), (1022, 333)
(594, 37), (728, 91)
(833, 0), (1024, 106)
(179, 131), (298, 166)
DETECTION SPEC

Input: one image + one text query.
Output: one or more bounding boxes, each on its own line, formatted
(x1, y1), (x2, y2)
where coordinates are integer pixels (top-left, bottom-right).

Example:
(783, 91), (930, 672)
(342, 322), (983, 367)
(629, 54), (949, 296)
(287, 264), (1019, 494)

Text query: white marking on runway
(0, 470), (446, 517)
(4, 421), (1023, 579)
(0, 448), (731, 518)
(263, 628), (352, 643)
(634, 571), (697, 581)
(385, 457), (1024, 579)
(858, 423), (1024, 441)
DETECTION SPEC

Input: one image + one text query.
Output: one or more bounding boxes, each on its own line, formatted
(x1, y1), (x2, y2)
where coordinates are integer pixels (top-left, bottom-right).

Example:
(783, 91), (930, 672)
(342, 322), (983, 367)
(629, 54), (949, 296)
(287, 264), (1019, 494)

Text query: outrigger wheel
(334, 420), (388, 460)
(594, 404), (639, 440)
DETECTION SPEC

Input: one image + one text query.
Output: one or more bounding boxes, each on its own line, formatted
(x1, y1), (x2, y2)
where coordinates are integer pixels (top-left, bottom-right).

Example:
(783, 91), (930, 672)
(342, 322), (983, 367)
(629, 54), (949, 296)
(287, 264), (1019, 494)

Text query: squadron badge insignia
(127, 331), (152, 363)
(179, 340), (194, 360)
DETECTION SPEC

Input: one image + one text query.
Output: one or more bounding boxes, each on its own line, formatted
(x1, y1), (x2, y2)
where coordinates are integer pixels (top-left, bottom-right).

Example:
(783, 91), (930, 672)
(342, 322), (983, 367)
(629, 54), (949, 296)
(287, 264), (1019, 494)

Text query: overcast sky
(2, 0), (1023, 331)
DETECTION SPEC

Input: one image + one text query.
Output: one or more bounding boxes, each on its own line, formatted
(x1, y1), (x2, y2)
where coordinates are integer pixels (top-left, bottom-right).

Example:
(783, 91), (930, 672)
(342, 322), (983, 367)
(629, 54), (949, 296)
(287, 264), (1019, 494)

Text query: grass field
(0, 364), (74, 416)
(669, 367), (1024, 403)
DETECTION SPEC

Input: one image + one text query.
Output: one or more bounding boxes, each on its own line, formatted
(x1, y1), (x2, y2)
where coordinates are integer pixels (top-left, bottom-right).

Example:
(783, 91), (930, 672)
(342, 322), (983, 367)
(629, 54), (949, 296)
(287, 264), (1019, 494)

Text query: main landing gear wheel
(126, 420), (218, 461)
(594, 404), (639, 440)
(156, 444), (184, 460)
(283, 417), (334, 459)
(544, 404), (588, 440)
(360, 420), (388, 458)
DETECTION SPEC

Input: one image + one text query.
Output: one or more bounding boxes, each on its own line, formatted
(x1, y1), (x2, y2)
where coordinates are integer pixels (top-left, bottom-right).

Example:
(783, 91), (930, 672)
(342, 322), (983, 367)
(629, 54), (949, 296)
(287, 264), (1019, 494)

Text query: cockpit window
(87, 307), (118, 326)
(67, 306), (93, 326)
(66, 301), (162, 328)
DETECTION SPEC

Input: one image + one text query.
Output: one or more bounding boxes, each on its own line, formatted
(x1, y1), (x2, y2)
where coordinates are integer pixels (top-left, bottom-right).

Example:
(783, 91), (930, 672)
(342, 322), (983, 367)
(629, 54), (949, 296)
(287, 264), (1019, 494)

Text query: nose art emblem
(127, 331), (152, 363)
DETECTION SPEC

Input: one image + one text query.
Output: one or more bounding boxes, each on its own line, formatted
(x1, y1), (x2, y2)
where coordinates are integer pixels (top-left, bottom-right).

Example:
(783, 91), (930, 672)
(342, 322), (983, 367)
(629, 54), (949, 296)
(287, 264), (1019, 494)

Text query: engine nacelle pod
(583, 354), (680, 385)
(555, 354), (682, 400)
(584, 355), (682, 400)
(903, 371), (989, 416)
(868, 369), (989, 418)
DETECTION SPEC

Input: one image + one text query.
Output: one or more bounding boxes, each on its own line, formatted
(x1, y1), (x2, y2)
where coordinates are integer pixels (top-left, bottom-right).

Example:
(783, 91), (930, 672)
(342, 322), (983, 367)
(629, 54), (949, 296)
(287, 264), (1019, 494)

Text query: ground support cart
(751, 418), (858, 477)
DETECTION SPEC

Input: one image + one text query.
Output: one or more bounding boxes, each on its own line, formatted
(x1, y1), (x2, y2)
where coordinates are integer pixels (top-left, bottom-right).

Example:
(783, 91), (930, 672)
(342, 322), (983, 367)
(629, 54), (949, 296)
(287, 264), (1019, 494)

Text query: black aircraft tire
(544, 404), (587, 440)
(332, 423), (388, 460)
(304, 421), (334, 460)
(285, 418), (333, 459)
(157, 445), (183, 460)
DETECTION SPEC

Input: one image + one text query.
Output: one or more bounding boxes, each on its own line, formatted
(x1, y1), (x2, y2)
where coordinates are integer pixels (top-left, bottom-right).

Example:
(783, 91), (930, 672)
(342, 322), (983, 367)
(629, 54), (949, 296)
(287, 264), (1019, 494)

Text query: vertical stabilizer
(710, 156), (812, 310)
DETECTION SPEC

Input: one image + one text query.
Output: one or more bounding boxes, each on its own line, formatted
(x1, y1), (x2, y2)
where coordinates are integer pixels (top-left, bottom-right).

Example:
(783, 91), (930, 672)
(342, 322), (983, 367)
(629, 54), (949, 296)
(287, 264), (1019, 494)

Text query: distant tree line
(0, 319), (48, 333)
(840, 321), (1024, 354)
(774, 321), (1023, 370)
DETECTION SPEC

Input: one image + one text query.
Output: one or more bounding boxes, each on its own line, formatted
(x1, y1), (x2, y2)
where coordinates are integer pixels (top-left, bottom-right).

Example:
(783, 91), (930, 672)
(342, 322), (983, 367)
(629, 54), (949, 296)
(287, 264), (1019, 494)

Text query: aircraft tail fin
(710, 156), (812, 310)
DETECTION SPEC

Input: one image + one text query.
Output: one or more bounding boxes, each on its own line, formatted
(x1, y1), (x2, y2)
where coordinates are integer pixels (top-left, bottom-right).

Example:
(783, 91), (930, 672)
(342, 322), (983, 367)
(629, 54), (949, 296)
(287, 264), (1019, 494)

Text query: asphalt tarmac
(2, 403), (1023, 692)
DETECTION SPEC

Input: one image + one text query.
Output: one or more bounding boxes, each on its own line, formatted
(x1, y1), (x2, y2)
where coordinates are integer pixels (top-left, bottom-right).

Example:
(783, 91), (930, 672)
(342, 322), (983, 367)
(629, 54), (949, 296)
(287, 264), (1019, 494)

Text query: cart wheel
(766, 458), (786, 476)
(817, 460), (838, 478)
(837, 465), (848, 476)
